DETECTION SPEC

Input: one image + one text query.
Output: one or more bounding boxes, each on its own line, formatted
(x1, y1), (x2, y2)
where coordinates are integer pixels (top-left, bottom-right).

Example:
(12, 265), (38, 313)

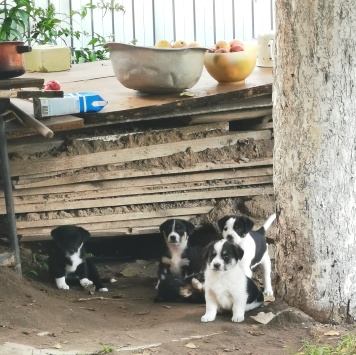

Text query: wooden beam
(16, 205), (214, 229)
(12, 157), (273, 191)
(190, 108), (273, 124)
(8, 130), (271, 176)
(10, 185), (273, 214)
(10, 176), (273, 206)
(16, 214), (197, 238)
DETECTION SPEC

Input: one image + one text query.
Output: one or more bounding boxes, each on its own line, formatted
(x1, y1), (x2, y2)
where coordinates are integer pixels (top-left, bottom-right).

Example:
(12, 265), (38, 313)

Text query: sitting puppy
(157, 219), (203, 281)
(218, 213), (276, 296)
(48, 225), (108, 292)
(201, 239), (264, 323)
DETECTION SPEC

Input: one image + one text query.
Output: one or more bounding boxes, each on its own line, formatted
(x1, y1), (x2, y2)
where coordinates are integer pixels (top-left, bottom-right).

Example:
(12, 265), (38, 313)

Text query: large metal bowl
(106, 42), (208, 94)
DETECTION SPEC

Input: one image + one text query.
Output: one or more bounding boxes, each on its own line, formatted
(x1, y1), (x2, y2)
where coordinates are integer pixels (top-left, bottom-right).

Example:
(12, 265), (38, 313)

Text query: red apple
(43, 80), (61, 91)
(230, 45), (244, 52)
(230, 39), (245, 48)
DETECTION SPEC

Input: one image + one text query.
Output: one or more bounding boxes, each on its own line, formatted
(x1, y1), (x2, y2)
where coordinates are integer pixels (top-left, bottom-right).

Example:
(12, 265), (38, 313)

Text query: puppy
(48, 225), (108, 292)
(154, 269), (205, 303)
(218, 213), (276, 296)
(201, 239), (264, 323)
(158, 219), (203, 281)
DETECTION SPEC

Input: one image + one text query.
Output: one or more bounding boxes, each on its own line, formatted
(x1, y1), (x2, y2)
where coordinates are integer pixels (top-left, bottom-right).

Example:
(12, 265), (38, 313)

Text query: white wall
(23, 0), (275, 48)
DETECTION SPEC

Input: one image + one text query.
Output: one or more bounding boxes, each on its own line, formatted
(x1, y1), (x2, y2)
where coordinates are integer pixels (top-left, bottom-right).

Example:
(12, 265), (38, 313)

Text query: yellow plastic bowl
(204, 44), (257, 83)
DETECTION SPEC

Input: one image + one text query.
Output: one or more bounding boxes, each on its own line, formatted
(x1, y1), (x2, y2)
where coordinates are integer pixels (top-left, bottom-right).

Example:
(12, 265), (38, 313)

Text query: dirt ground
(0, 254), (351, 355)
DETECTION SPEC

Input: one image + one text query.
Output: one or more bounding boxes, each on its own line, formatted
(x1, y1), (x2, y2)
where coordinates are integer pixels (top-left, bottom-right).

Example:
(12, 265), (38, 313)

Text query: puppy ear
(182, 220), (195, 236)
(159, 220), (171, 235)
(217, 216), (230, 231)
(50, 227), (60, 241)
(242, 217), (254, 233)
(202, 241), (214, 266)
(78, 227), (90, 242)
(232, 243), (245, 260)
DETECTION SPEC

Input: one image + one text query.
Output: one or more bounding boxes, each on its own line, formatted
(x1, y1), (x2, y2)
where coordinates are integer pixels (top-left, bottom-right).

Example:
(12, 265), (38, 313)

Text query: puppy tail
(256, 213), (276, 235)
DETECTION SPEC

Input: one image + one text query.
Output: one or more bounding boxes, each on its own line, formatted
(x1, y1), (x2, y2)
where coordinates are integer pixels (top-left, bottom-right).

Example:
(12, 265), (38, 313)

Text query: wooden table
(18, 60), (273, 128)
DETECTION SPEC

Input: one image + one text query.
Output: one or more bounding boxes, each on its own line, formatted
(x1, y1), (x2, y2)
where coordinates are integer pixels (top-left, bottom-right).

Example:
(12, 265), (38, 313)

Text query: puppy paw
(192, 278), (204, 290)
(264, 289), (274, 297)
(58, 284), (70, 290)
(180, 258), (190, 267)
(98, 287), (108, 292)
(80, 278), (93, 288)
(162, 256), (171, 265)
(231, 315), (244, 323)
(180, 287), (192, 298)
(201, 314), (216, 322)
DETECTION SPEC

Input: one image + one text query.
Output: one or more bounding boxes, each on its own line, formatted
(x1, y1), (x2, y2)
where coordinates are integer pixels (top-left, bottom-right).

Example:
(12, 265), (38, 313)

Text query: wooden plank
(7, 121), (228, 156)
(20, 227), (162, 241)
(6, 114), (84, 139)
(7, 136), (64, 155)
(10, 185), (273, 214)
(11, 176), (273, 206)
(16, 205), (213, 229)
(190, 108), (273, 124)
(8, 130), (272, 177)
(0, 77), (44, 89)
(12, 157), (273, 191)
(16, 214), (196, 238)
(0, 90), (63, 99)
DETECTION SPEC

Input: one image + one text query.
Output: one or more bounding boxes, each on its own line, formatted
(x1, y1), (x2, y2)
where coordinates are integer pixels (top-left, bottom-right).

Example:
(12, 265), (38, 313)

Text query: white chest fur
(205, 266), (246, 310)
(65, 244), (84, 275)
(168, 240), (189, 277)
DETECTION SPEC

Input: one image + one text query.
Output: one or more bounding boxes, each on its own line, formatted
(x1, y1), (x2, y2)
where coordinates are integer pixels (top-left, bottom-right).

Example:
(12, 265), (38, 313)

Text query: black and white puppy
(201, 239), (264, 323)
(158, 219), (203, 279)
(48, 225), (108, 292)
(155, 269), (205, 303)
(218, 213), (276, 296)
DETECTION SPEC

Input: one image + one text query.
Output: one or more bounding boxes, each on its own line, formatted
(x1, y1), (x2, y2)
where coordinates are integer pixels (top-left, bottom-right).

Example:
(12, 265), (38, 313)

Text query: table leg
(0, 115), (22, 275)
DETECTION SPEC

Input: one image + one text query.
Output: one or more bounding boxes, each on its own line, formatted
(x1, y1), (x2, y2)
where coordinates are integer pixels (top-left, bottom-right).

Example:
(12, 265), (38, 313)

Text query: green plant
(0, 0), (33, 41)
(295, 334), (356, 355)
(101, 344), (115, 353)
(0, 0), (125, 62)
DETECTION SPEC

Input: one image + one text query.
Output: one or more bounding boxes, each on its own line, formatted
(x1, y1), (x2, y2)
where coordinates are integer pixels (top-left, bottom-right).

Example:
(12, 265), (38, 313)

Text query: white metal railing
(2, 0), (275, 49)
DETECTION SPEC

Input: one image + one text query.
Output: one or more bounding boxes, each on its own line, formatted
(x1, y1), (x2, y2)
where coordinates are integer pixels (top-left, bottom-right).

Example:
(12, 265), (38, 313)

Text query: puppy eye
(224, 227), (227, 231)
(223, 255), (229, 261)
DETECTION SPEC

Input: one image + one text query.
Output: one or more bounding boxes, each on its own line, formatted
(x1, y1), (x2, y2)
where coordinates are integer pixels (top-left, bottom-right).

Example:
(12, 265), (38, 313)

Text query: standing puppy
(48, 225), (108, 292)
(201, 239), (264, 323)
(218, 213), (276, 296)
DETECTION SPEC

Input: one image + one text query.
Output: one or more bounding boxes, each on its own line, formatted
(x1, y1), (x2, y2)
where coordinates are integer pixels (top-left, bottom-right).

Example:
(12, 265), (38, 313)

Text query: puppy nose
(169, 235), (176, 242)
(213, 263), (221, 269)
(226, 235), (233, 241)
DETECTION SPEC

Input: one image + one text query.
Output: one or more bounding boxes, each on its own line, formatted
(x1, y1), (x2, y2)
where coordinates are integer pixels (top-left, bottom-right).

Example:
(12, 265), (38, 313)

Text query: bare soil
(0, 256), (351, 355)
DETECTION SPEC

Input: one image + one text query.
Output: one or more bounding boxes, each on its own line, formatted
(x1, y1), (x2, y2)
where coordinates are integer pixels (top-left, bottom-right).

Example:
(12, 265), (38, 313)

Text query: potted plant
(0, 0), (125, 71)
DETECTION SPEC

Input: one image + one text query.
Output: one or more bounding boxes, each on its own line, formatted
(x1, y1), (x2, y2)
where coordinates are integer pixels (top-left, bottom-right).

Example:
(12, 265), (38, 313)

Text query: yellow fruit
(172, 40), (187, 48)
(215, 40), (230, 51)
(188, 41), (201, 47)
(155, 40), (172, 48)
(213, 54), (230, 68)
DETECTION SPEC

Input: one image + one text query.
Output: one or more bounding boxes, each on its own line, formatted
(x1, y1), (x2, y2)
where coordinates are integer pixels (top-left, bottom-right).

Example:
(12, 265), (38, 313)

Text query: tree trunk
(273, 0), (356, 324)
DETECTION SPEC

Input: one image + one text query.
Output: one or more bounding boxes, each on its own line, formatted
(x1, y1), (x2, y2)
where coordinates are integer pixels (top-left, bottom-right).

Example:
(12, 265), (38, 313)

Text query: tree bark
(273, 0), (356, 324)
